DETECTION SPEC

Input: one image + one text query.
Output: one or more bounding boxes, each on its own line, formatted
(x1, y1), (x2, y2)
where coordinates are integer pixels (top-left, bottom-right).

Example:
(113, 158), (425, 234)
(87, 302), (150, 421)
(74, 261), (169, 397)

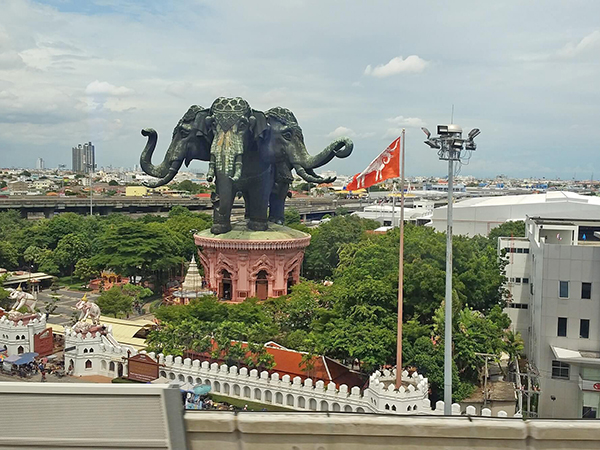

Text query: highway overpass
(0, 195), (365, 220)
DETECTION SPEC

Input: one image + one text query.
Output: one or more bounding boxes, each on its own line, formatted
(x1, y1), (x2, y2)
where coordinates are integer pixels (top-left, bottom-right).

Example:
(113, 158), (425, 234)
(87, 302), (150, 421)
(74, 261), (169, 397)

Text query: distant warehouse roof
(429, 191), (600, 237)
(3, 271), (54, 286)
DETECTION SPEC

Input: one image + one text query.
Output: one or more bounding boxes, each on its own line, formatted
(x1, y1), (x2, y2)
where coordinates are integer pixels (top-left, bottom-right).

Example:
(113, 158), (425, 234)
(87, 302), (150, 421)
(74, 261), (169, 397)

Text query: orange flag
(346, 137), (401, 191)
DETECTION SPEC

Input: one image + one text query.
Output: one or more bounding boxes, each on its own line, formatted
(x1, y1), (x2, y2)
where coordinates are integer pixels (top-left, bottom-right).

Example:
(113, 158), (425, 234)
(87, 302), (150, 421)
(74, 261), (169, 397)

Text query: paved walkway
(0, 371), (95, 383)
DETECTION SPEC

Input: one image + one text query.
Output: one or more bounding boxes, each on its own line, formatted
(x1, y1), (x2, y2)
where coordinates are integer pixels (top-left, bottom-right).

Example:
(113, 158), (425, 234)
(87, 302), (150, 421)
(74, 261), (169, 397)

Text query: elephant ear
(187, 108), (212, 163)
(250, 109), (268, 141)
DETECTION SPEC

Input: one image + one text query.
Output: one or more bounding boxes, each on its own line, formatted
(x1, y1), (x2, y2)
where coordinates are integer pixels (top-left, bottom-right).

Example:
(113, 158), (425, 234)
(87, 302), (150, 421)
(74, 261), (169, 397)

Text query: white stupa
(172, 256), (213, 302)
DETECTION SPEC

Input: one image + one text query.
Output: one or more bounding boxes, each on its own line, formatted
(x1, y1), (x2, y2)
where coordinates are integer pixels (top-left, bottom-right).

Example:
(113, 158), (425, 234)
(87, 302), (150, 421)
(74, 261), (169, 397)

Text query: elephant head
(264, 107), (353, 184)
(205, 97), (267, 182)
(140, 105), (212, 188)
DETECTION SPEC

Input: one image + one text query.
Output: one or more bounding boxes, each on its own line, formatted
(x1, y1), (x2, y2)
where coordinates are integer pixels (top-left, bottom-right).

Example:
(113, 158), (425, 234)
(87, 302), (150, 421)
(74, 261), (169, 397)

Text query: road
(39, 288), (100, 329)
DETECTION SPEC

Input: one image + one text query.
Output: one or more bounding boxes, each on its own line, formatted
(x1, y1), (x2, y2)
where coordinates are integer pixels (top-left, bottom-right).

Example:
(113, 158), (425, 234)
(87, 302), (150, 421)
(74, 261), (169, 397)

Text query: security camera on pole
(421, 124), (480, 415)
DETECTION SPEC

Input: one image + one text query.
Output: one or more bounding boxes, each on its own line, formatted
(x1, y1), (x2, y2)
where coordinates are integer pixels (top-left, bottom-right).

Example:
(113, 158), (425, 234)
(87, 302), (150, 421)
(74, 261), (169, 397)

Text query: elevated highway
(0, 195), (364, 220)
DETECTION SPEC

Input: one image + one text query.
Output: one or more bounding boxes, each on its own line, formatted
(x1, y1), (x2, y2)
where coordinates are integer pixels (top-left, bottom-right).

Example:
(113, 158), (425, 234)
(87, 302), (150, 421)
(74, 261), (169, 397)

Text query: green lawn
(56, 276), (90, 291)
(209, 393), (293, 412)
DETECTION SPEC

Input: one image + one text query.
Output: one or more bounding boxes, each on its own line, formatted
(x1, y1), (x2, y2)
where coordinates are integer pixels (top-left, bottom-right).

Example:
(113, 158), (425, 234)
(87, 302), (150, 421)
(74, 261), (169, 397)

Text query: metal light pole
(87, 163), (95, 216)
(422, 124), (479, 415)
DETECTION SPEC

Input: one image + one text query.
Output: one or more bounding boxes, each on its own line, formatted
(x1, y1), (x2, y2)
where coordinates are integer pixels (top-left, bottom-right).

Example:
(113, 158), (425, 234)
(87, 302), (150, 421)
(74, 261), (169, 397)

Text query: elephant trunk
(210, 129), (244, 181)
(292, 137), (353, 169)
(140, 128), (186, 188)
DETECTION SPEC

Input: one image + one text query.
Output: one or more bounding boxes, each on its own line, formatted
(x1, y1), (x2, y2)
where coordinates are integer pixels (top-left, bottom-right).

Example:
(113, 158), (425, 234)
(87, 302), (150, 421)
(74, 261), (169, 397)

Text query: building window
(85, 360), (92, 369)
(508, 303), (528, 309)
(582, 282), (592, 300)
(558, 317), (568, 337)
(517, 248), (523, 254)
(559, 281), (569, 298)
(580, 319), (590, 339)
(583, 406), (598, 419)
(515, 277), (521, 283)
(522, 278), (529, 284)
(524, 248), (530, 254)
(552, 360), (570, 380)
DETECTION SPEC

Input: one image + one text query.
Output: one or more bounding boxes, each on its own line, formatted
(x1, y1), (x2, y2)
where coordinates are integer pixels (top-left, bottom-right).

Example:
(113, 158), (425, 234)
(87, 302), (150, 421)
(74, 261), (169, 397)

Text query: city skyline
(0, 1), (599, 179)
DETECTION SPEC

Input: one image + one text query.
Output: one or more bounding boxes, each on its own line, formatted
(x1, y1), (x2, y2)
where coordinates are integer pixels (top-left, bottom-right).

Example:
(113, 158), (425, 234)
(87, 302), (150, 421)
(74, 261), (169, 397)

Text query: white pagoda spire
(181, 256), (203, 293)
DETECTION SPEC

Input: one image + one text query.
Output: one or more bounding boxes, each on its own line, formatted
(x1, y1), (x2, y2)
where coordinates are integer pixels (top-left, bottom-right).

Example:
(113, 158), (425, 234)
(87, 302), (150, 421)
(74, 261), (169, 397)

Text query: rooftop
(451, 191), (600, 208)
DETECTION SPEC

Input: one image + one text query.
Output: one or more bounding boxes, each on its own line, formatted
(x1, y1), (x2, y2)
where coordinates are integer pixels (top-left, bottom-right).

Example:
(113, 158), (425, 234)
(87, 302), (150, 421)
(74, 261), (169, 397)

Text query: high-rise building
(71, 142), (95, 173)
(36, 158), (45, 170)
(501, 216), (600, 418)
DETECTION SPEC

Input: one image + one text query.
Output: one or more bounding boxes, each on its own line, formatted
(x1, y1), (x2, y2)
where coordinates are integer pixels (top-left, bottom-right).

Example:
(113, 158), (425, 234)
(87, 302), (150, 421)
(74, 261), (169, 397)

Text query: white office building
(353, 200), (434, 227)
(431, 191), (600, 237)
(500, 216), (600, 418)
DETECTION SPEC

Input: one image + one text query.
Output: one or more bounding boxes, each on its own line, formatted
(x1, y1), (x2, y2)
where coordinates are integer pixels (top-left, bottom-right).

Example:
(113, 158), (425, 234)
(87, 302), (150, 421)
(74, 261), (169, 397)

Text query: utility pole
(475, 352), (495, 407)
(423, 125), (479, 414)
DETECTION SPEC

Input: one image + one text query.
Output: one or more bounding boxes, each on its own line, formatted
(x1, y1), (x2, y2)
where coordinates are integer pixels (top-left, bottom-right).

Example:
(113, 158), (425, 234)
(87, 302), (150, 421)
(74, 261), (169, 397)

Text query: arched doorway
(255, 270), (269, 300)
(220, 270), (232, 300)
(117, 362), (123, 378)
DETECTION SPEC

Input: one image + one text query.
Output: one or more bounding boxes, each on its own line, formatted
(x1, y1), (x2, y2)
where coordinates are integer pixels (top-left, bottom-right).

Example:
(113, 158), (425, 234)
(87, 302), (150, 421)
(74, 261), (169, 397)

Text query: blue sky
(1, 0), (600, 179)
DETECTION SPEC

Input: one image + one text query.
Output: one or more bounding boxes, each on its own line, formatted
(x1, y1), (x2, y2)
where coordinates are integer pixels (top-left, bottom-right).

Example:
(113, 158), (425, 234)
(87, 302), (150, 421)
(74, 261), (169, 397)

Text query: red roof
(184, 340), (366, 389)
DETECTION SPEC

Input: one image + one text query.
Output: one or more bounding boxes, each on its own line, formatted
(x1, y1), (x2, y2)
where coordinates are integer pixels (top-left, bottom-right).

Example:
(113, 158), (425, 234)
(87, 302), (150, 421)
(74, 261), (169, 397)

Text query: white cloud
(85, 80), (134, 97)
(327, 126), (375, 139)
(328, 126), (356, 138)
(384, 116), (426, 139)
(0, 90), (17, 100)
(386, 116), (426, 128)
(0, 51), (25, 69)
(557, 30), (600, 58)
(364, 55), (429, 77)
(165, 81), (193, 98)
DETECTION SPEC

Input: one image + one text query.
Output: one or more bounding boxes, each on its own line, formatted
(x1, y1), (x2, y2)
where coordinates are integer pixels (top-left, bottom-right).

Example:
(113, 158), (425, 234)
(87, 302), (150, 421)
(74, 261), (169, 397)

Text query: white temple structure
(171, 256), (213, 305)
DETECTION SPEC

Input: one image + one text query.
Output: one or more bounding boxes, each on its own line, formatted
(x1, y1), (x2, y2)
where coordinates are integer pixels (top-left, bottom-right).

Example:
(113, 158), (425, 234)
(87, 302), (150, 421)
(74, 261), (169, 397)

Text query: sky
(0, 0), (599, 179)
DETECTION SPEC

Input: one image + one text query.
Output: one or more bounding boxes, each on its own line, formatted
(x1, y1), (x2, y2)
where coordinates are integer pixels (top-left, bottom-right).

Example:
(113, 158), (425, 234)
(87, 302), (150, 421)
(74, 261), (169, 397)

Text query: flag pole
(396, 129), (406, 389)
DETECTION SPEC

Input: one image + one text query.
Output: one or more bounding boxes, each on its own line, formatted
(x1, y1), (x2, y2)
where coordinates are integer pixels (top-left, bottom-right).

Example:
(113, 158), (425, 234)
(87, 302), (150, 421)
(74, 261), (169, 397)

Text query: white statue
(75, 293), (101, 325)
(7, 286), (37, 314)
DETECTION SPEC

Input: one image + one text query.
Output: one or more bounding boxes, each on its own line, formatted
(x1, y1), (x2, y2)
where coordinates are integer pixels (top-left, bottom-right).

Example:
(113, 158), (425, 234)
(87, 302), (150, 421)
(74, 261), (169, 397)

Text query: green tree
(488, 220), (526, 247)
(54, 233), (90, 279)
(108, 180), (119, 186)
(303, 215), (379, 280)
(0, 241), (18, 269)
(171, 180), (209, 194)
(92, 221), (183, 288)
(284, 208), (301, 225)
(74, 258), (98, 283)
(43, 296), (60, 319)
(0, 274), (11, 310)
(97, 286), (134, 317)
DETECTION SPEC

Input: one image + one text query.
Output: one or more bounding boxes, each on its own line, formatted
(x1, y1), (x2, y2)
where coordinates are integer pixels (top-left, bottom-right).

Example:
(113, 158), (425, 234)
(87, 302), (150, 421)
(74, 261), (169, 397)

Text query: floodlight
(447, 124), (463, 136)
(465, 141), (477, 151)
(451, 139), (465, 149)
(424, 139), (441, 149)
(437, 125), (449, 135)
(421, 127), (431, 138)
(468, 128), (480, 139)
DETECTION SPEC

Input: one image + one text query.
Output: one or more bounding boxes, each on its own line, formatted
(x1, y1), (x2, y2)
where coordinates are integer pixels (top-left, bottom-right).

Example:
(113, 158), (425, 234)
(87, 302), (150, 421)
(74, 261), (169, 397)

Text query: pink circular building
(194, 223), (311, 302)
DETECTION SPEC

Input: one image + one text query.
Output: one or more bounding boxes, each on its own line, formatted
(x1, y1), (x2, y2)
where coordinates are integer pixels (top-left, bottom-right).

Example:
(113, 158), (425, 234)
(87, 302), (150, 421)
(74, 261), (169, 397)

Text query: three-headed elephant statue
(138, 97), (353, 233)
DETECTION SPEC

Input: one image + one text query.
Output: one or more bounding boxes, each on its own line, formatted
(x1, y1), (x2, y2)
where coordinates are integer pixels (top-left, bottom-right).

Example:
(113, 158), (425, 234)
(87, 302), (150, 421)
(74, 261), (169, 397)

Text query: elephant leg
(211, 176), (234, 234)
(247, 173), (273, 231)
(268, 181), (289, 225)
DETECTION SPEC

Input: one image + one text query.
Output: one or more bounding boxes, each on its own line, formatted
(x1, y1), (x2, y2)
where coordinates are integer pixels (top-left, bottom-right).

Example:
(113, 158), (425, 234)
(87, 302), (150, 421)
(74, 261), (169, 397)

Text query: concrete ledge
(184, 412), (238, 433)
(528, 420), (600, 441)
(235, 413), (527, 440)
